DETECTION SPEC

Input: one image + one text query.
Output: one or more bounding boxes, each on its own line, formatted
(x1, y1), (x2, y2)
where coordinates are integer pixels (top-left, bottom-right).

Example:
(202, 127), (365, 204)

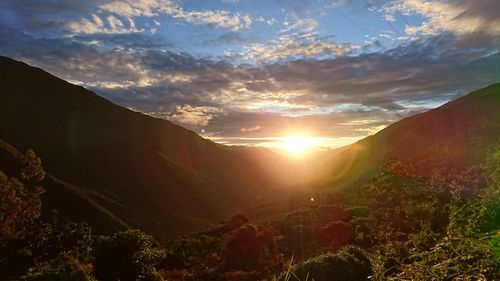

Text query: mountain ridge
(0, 56), (293, 240)
(323, 82), (500, 187)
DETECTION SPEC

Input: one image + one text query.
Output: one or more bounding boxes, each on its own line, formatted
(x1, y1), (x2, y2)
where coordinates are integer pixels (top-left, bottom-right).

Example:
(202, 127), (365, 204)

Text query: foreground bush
(280, 246), (372, 281)
(0, 149), (45, 242)
(20, 254), (95, 281)
(93, 229), (165, 281)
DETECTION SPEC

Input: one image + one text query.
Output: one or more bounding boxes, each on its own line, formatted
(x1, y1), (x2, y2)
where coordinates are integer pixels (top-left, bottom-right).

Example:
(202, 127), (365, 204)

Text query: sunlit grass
(273, 255), (312, 281)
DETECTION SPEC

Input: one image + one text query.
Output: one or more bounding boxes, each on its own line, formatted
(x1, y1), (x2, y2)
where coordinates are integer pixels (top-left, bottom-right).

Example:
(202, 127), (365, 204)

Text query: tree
(220, 213), (249, 232)
(93, 230), (165, 281)
(21, 149), (46, 184)
(0, 149), (45, 241)
(223, 224), (263, 269)
(16, 218), (94, 265)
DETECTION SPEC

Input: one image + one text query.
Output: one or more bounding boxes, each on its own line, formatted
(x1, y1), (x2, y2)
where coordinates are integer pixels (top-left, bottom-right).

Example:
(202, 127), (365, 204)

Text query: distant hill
(0, 56), (296, 241)
(323, 83), (500, 187)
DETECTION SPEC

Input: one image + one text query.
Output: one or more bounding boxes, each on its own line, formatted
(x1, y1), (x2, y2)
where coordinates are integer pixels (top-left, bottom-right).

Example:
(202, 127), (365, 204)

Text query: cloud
(0, 0), (498, 146)
(0, 0), (253, 37)
(67, 0), (253, 34)
(203, 108), (395, 141)
(240, 125), (262, 132)
(241, 34), (359, 62)
(221, 0), (244, 3)
(257, 17), (278, 26)
(3, 25), (496, 137)
(72, 33), (172, 49)
(202, 32), (249, 46)
(227, 17), (359, 62)
(156, 105), (224, 128)
(98, 0), (177, 18)
(384, 0), (500, 39)
(328, 0), (351, 8)
(67, 14), (145, 34)
(0, 0), (108, 33)
(255, 36), (498, 110)
(172, 9), (252, 31)
(280, 17), (319, 33)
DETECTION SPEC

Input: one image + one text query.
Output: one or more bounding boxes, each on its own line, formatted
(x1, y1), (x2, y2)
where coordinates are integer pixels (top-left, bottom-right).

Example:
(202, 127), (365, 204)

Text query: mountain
(323, 83), (500, 187)
(0, 56), (295, 241)
(0, 137), (128, 234)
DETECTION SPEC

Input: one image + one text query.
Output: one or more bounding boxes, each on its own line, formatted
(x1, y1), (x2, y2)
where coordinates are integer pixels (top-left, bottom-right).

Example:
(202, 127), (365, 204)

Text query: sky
(0, 0), (499, 149)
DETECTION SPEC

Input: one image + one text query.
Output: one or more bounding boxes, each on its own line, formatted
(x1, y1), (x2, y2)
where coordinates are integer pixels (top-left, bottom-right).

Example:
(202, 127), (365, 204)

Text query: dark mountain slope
(0, 138), (127, 234)
(0, 56), (289, 240)
(324, 83), (500, 187)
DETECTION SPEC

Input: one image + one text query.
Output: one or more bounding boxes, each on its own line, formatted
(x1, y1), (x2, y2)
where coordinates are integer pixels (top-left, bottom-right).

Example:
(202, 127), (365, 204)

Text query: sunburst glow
(279, 135), (315, 156)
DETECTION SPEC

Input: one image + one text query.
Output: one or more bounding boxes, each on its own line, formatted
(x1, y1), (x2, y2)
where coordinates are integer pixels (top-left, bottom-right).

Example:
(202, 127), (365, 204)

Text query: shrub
(0, 149), (45, 241)
(20, 253), (95, 281)
(318, 221), (352, 250)
(280, 245), (372, 281)
(16, 219), (94, 264)
(223, 224), (263, 270)
(93, 229), (165, 281)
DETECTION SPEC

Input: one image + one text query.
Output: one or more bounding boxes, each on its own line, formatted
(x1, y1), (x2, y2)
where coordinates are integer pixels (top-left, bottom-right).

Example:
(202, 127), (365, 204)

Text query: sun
(279, 135), (314, 156)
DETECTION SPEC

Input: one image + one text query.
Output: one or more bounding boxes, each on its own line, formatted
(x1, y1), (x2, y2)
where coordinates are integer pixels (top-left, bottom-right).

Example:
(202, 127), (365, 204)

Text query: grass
(273, 255), (313, 281)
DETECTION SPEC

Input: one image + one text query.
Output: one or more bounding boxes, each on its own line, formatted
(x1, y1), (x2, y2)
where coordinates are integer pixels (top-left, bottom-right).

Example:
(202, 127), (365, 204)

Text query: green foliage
(21, 149), (46, 183)
(165, 233), (221, 269)
(373, 149), (500, 280)
(17, 218), (95, 264)
(0, 174), (43, 240)
(346, 206), (369, 218)
(273, 256), (295, 281)
(223, 224), (263, 269)
(220, 213), (249, 232)
(276, 210), (320, 259)
(394, 236), (498, 280)
(351, 217), (376, 247)
(1, 136), (499, 281)
(488, 233), (500, 264)
(352, 160), (450, 245)
(280, 246), (372, 281)
(0, 149), (45, 241)
(20, 253), (96, 281)
(318, 221), (352, 249)
(93, 229), (165, 281)
(0, 217), (95, 280)
(448, 198), (500, 237)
